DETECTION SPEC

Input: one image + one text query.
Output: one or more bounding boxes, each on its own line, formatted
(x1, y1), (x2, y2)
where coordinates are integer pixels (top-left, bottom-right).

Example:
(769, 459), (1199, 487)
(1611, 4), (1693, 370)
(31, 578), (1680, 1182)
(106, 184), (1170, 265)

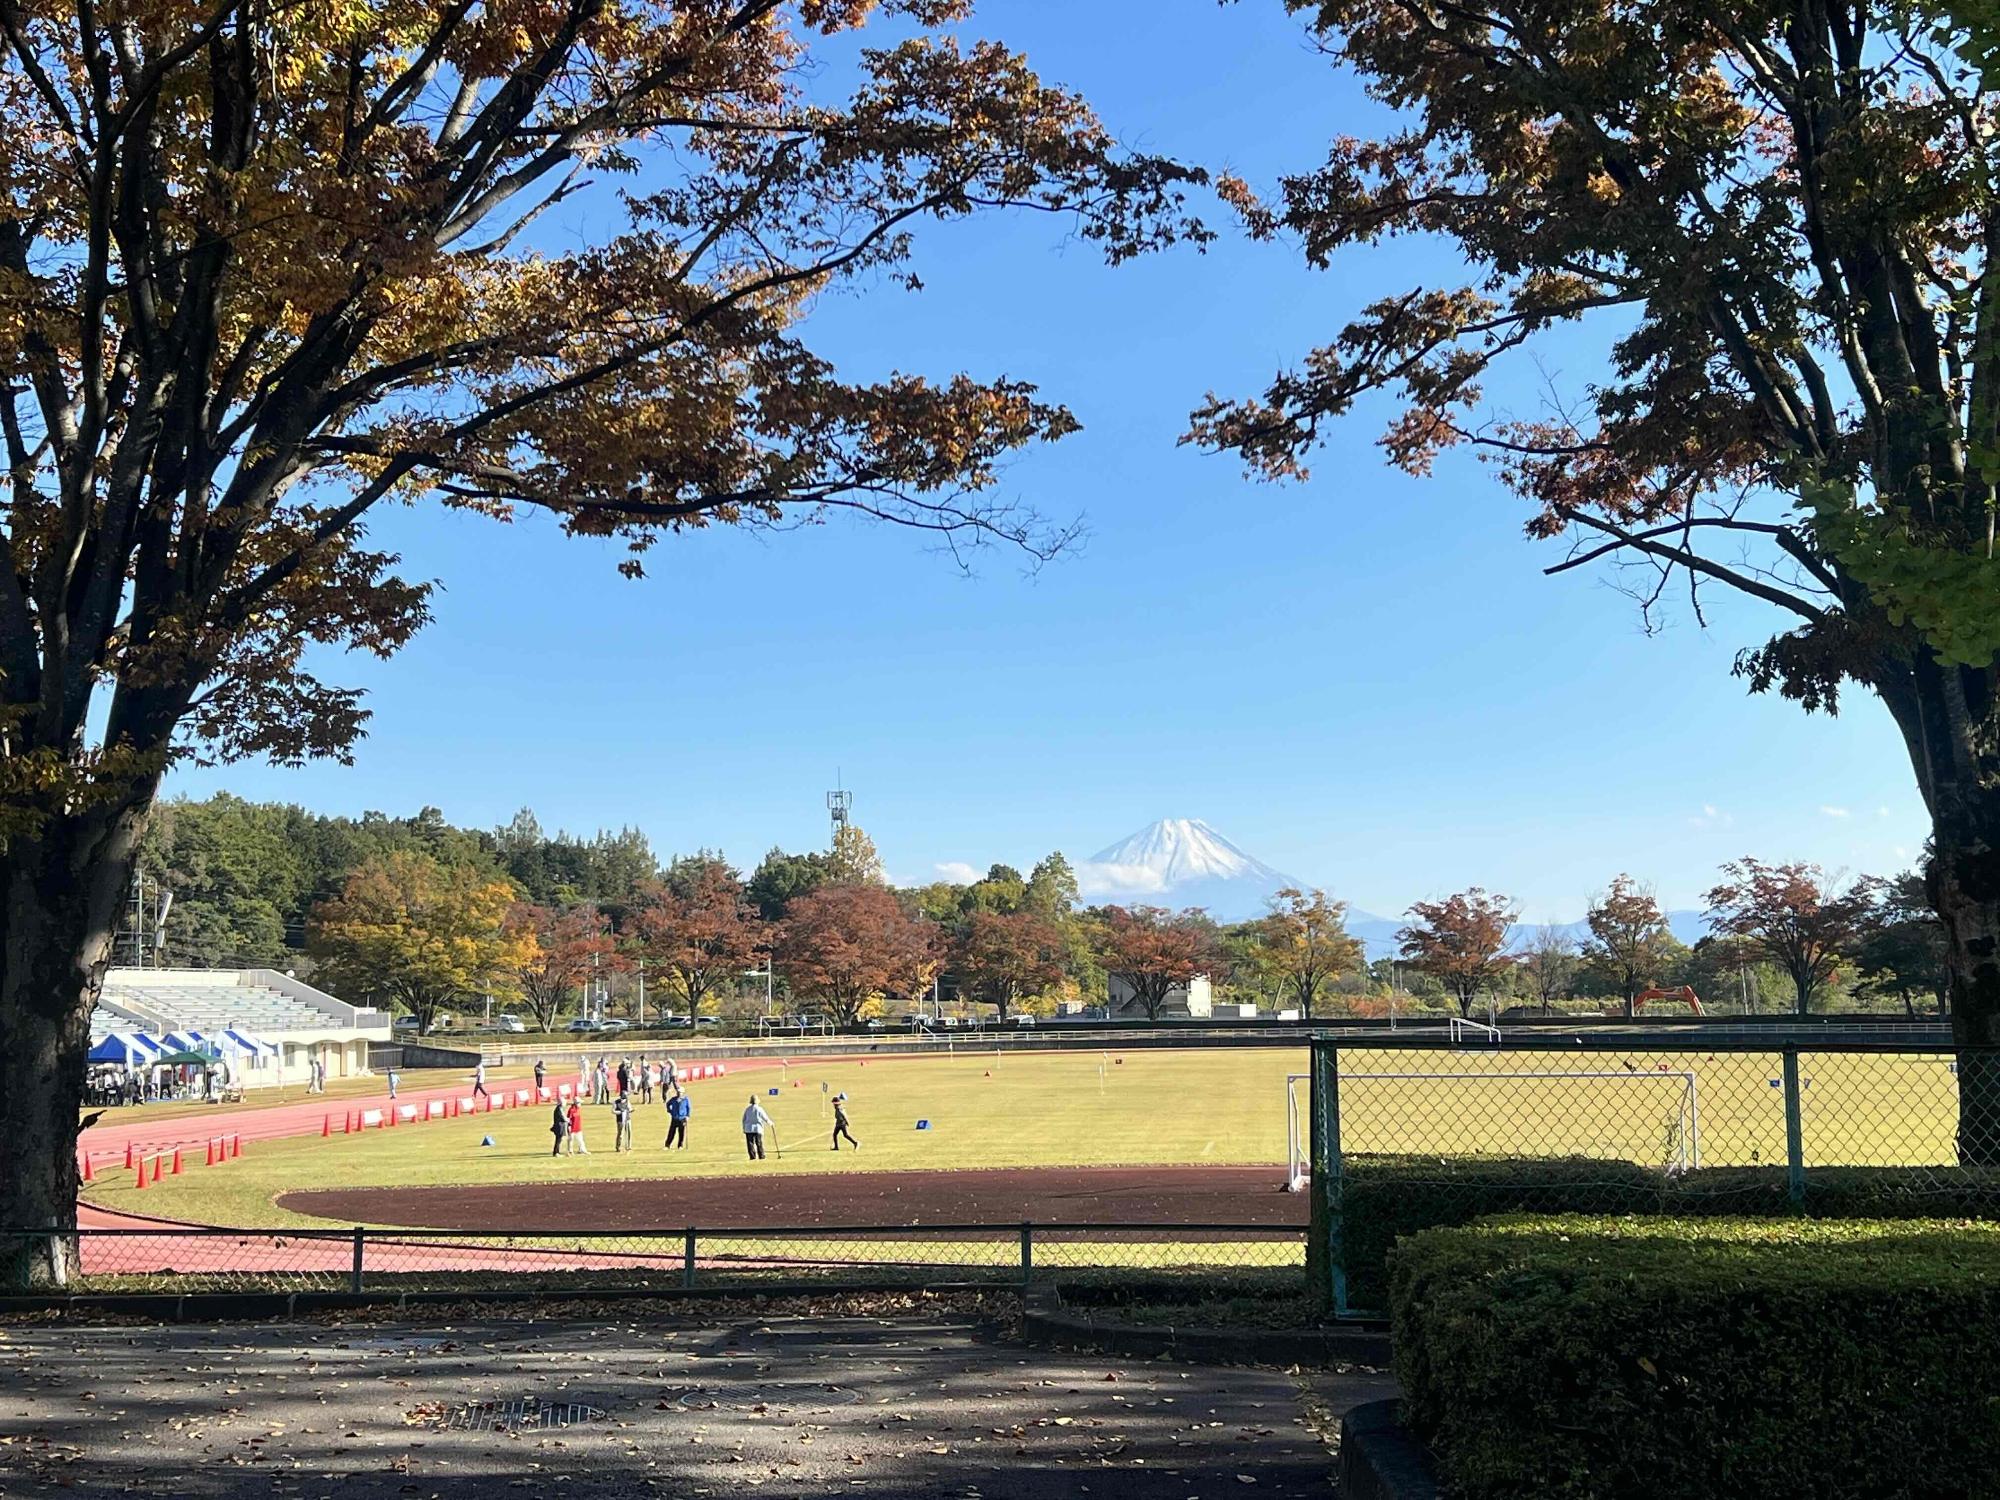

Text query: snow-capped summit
(1078, 818), (1302, 920)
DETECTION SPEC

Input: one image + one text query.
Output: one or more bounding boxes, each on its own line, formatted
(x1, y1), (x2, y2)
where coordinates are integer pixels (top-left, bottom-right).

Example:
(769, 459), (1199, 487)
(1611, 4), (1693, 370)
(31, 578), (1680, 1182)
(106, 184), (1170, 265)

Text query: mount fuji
(1078, 818), (1310, 922)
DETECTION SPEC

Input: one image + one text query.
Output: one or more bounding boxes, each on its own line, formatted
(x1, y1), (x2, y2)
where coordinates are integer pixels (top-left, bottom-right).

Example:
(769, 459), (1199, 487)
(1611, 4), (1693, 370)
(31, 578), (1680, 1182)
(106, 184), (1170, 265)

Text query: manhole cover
(672, 1384), (863, 1413)
(433, 1398), (607, 1432)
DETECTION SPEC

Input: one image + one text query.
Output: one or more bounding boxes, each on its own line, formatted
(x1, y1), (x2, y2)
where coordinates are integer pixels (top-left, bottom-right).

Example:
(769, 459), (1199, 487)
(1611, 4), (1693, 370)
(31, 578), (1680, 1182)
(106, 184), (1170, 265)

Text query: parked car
(495, 1015), (527, 1034)
(565, 1018), (604, 1034)
(1010, 1014), (1037, 1028)
(600, 1018), (630, 1033)
(694, 1016), (720, 1027)
(393, 1015), (420, 1033)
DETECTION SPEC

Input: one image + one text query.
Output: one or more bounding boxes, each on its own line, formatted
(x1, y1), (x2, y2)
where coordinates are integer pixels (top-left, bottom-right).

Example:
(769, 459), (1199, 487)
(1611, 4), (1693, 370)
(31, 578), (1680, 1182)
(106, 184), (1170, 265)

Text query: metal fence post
(350, 1227), (365, 1294)
(1782, 1048), (1806, 1209)
(682, 1227), (696, 1289)
(1312, 1039), (1348, 1317)
(1020, 1222), (1034, 1286)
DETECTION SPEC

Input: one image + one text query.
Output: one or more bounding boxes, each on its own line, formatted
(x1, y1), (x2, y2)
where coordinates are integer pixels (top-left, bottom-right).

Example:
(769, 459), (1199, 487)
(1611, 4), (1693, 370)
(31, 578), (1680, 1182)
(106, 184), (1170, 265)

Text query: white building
(89, 968), (390, 1088)
(1107, 973), (1213, 1019)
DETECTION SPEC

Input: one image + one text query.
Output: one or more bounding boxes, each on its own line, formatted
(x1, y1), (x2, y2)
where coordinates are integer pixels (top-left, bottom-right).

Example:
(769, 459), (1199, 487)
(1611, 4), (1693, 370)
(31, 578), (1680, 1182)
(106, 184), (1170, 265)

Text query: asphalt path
(0, 1309), (1386, 1498)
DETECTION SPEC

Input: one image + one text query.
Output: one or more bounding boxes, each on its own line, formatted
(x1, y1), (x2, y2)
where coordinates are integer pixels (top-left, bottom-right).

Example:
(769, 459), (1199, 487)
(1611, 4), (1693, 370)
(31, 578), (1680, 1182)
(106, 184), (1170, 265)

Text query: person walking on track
(386, 1067), (399, 1100)
(472, 1061), (490, 1101)
(665, 1086), (691, 1150)
(613, 1090), (634, 1152)
(741, 1095), (772, 1160)
(534, 1059), (546, 1095)
(831, 1093), (859, 1152)
(550, 1100), (569, 1157)
(567, 1099), (589, 1154)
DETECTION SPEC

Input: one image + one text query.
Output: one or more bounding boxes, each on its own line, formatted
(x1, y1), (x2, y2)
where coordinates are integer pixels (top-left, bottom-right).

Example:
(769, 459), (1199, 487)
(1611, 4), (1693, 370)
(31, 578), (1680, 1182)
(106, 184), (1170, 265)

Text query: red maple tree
(629, 863), (763, 1026)
(1398, 889), (1518, 1019)
(954, 909), (1066, 1020)
(1091, 905), (1212, 1021)
(780, 884), (935, 1027)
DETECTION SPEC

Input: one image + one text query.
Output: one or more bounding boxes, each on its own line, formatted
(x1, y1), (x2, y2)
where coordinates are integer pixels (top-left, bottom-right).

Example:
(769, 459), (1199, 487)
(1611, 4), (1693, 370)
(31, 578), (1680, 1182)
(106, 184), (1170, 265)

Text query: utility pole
(637, 959), (646, 1028)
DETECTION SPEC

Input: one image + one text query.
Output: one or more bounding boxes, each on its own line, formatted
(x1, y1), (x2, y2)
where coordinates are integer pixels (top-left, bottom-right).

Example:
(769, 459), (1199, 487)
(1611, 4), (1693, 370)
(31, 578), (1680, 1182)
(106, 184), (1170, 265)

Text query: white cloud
(1820, 805), (1851, 819)
(1688, 803), (1733, 829)
(1076, 860), (1171, 899)
(933, 861), (982, 885)
(1878, 807), (1893, 819)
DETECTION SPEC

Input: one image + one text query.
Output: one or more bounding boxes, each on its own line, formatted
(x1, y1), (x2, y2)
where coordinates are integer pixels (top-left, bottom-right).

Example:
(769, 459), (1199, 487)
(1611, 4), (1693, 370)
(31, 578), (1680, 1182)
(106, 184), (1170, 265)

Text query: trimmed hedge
(1338, 1155), (1661, 1311)
(1390, 1215), (2000, 1500)
(1330, 1157), (2000, 1310)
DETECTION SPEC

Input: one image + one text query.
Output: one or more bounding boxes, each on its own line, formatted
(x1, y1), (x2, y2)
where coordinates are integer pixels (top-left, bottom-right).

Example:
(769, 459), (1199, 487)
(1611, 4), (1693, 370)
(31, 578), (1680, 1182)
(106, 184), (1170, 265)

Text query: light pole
(744, 960), (773, 1019)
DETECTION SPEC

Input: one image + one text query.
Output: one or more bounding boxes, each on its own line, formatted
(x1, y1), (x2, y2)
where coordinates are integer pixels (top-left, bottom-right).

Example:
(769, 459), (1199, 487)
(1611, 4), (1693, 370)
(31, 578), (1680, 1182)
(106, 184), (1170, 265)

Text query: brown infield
(278, 1165), (1306, 1231)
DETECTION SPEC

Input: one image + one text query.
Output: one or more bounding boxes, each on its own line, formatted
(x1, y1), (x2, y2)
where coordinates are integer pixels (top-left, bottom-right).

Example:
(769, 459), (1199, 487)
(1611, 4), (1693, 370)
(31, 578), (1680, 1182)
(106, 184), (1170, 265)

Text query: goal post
(1285, 1073), (1310, 1192)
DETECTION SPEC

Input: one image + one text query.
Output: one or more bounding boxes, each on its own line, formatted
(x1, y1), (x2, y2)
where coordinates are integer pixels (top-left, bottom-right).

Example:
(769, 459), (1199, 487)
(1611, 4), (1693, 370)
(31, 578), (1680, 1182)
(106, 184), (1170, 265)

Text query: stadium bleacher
(87, 968), (390, 1092)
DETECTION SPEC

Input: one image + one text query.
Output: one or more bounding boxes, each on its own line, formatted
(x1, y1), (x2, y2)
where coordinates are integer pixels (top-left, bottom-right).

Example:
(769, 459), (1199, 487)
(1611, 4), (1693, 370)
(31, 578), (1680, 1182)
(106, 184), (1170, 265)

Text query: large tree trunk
(0, 801), (148, 1287)
(1930, 839), (2000, 1165)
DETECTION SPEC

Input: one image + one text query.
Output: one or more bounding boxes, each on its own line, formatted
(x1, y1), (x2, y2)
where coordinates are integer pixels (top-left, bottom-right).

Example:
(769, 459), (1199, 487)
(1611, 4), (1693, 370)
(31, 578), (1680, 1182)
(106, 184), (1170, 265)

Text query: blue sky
(169, 0), (1931, 920)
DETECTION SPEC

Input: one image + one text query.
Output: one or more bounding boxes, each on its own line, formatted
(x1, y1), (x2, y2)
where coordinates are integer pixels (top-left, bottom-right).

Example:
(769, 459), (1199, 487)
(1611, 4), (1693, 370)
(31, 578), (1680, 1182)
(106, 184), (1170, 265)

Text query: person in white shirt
(741, 1096), (773, 1160)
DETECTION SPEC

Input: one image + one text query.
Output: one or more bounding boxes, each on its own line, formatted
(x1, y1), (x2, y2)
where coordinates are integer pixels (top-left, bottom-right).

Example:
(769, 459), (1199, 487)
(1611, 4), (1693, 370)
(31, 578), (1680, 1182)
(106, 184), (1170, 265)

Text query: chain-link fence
(6, 1221), (1302, 1297)
(1309, 1034), (2000, 1316)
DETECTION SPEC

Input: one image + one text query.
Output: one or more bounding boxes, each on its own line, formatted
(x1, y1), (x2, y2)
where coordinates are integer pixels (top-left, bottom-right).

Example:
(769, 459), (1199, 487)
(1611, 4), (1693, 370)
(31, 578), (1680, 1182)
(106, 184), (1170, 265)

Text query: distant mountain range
(1075, 817), (1710, 954)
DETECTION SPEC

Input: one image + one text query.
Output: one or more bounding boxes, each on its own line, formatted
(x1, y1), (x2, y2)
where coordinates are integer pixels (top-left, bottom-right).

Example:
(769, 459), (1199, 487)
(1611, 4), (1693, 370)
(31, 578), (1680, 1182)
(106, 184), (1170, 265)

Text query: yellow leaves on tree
(308, 853), (533, 1032)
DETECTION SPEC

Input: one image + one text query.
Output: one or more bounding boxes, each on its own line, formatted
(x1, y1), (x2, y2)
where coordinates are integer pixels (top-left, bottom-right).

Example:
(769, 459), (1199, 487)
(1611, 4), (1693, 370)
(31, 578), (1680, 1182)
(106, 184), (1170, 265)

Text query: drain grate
(434, 1398), (607, 1432)
(672, 1384), (863, 1413)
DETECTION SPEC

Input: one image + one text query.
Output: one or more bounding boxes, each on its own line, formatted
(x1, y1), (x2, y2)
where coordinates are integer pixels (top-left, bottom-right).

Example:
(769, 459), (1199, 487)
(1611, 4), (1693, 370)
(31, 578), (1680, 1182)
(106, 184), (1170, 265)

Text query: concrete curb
(1337, 1399), (1440, 1500)
(1017, 1286), (1390, 1368)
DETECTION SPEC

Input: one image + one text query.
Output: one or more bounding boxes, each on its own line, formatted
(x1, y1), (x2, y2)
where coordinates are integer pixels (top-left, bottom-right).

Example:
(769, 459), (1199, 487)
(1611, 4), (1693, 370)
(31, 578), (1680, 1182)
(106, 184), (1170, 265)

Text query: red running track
(76, 1058), (775, 1170)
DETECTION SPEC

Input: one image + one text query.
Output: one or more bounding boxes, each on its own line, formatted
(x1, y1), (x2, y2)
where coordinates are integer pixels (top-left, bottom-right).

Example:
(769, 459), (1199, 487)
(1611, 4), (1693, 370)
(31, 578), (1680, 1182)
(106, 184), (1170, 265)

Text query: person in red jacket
(565, 1099), (589, 1155)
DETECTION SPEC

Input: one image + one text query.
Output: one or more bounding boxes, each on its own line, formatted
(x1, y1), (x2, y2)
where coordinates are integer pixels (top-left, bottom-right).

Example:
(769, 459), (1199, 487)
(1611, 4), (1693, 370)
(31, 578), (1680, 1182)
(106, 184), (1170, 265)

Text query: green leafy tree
(747, 848), (838, 923)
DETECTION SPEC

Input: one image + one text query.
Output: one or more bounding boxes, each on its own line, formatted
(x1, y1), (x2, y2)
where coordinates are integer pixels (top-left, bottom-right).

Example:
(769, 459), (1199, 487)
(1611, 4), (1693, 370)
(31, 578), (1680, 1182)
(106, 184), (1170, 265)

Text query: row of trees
(1398, 863), (1942, 1020)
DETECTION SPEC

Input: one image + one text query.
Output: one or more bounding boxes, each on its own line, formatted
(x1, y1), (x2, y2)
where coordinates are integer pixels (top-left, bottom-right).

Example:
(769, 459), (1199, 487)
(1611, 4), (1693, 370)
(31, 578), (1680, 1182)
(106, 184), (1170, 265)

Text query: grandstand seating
(101, 980), (339, 1034)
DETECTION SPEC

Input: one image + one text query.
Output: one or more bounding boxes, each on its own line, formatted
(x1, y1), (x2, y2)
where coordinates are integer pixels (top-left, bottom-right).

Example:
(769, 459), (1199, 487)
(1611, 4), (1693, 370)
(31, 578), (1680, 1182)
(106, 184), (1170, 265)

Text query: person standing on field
(613, 1091), (633, 1152)
(533, 1058), (546, 1095)
(550, 1100), (569, 1157)
(594, 1057), (611, 1105)
(665, 1087), (692, 1150)
(616, 1058), (630, 1097)
(742, 1095), (772, 1161)
(567, 1099), (589, 1154)
(638, 1058), (654, 1103)
(831, 1093), (858, 1152)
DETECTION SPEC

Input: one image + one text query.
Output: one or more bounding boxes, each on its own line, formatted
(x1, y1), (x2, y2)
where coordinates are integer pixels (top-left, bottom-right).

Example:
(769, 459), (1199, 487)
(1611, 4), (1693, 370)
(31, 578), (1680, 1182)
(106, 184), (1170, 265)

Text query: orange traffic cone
(123, 1141), (134, 1170)
(322, 1114), (331, 1137)
(135, 1159), (148, 1190)
(79, 1154), (93, 1183)
(230, 1134), (241, 1159)
(170, 1147), (182, 1176)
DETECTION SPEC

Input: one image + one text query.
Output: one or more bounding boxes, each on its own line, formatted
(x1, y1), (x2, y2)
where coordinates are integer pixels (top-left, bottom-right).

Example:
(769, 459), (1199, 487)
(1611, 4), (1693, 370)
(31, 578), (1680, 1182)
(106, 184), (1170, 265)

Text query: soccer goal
(1337, 1069), (1704, 1173)
(1285, 1073), (1310, 1192)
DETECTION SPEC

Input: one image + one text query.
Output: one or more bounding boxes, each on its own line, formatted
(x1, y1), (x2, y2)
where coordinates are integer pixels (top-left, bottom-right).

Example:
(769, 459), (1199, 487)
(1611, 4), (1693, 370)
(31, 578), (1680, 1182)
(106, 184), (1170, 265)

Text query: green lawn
(85, 1046), (1310, 1227)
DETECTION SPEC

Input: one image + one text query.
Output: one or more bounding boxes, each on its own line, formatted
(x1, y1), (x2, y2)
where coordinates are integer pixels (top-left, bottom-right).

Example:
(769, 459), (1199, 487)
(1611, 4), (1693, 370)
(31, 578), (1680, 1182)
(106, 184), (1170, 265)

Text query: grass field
(82, 1046), (1310, 1228)
(80, 1044), (1967, 1230)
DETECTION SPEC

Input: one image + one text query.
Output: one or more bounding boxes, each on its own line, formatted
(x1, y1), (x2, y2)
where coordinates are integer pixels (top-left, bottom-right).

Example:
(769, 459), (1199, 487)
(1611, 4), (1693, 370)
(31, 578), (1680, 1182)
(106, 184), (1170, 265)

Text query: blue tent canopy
(86, 1033), (146, 1066)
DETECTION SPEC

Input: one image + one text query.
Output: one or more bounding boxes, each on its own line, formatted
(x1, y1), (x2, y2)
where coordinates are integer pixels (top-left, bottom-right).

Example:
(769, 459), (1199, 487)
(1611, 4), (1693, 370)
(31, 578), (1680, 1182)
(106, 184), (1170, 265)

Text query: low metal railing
(8, 1221), (1304, 1296)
